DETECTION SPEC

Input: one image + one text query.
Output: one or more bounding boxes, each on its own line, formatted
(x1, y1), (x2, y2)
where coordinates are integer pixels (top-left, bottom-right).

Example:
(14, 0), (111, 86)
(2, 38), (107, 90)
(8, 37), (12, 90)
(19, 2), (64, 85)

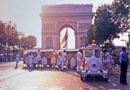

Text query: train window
(85, 49), (92, 57)
(95, 50), (100, 58)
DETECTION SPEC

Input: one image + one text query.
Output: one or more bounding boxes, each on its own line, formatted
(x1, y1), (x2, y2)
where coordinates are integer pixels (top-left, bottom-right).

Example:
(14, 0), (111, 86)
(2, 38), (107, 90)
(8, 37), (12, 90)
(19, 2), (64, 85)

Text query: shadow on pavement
(22, 66), (80, 78)
(65, 71), (80, 77)
(83, 73), (130, 90)
(22, 66), (69, 72)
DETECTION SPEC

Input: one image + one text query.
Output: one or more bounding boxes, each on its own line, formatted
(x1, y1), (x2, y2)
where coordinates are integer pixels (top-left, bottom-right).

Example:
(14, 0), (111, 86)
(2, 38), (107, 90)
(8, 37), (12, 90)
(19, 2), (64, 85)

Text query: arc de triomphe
(40, 4), (93, 49)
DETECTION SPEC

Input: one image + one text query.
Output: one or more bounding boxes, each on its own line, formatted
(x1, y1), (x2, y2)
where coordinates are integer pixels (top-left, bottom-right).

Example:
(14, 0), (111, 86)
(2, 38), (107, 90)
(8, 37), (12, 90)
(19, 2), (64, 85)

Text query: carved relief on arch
(78, 23), (90, 30)
(80, 36), (87, 47)
(57, 21), (77, 32)
(43, 23), (55, 31)
(46, 37), (53, 49)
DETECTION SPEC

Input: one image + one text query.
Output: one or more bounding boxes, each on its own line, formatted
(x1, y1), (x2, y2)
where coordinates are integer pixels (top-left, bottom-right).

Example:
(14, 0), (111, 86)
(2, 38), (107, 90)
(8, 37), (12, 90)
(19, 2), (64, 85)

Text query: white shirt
(77, 51), (82, 60)
(37, 51), (41, 61)
(42, 57), (47, 65)
(57, 55), (63, 65)
(104, 52), (112, 62)
(16, 54), (20, 62)
(28, 55), (33, 61)
(37, 51), (40, 56)
(62, 52), (67, 61)
(28, 55), (33, 65)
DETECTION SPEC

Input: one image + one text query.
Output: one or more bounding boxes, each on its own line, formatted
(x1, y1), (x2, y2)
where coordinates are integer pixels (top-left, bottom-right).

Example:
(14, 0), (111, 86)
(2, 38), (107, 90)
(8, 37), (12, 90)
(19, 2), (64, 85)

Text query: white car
(81, 44), (108, 81)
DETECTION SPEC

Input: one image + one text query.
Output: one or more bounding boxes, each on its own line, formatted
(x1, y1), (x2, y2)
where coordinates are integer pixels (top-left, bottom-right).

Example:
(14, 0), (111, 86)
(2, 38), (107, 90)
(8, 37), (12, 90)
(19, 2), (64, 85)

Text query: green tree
(4, 21), (20, 60)
(0, 21), (6, 53)
(86, 0), (129, 47)
(6, 23), (19, 47)
(111, 0), (129, 33)
(95, 5), (119, 45)
(0, 21), (21, 61)
(19, 35), (36, 49)
(86, 25), (95, 45)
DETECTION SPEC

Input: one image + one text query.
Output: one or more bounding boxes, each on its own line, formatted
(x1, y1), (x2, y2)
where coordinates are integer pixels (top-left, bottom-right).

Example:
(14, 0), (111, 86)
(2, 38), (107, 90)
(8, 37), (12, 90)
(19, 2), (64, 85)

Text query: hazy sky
(1, 0), (126, 48)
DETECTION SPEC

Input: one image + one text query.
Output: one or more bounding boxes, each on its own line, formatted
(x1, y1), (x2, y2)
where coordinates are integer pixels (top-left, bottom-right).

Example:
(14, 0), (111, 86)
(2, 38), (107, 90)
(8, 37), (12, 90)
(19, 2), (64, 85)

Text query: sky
(0, 0), (128, 48)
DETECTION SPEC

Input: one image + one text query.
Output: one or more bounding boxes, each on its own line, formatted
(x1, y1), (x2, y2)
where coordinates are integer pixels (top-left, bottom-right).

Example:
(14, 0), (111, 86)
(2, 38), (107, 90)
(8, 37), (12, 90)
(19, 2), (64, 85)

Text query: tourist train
(23, 49), (79, 69)
(23, 43), (109, 81)
(80, 43), (109, 81)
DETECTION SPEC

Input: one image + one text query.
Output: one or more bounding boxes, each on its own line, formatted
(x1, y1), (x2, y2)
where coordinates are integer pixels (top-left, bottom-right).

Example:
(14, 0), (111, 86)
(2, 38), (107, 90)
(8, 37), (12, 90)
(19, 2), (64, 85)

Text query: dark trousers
(120, 61), (128, 84)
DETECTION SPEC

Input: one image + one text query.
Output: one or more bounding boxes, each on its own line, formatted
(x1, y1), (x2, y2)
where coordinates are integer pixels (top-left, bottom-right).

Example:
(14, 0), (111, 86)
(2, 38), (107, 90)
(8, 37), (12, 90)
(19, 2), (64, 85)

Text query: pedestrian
(33, 53), (37, 68)
(37, 49), (41, 67)
(120, 47), (129, 84)
(42, 55), (47, 68)
(104, 50), (112, 74)
(70, 55), (76, 69)
(51, 50), (56, 67)
(76, 48), (83, 73)
(28, 53), (33, 68)
(62, 50), (68, 70)
(15, 52), (20, 68)
(57, 52), (63, 70)
(25, 53), (29, 67)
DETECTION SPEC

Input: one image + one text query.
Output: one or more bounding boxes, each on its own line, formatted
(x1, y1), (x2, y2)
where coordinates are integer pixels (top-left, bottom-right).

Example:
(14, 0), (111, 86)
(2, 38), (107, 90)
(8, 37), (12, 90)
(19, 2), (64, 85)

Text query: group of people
(103, 47), (129, 85)
(15, 47), (129, 85)
(56, 49), (83, 72)
(15, 49), (83, 72)
(22, 49), (84, 72)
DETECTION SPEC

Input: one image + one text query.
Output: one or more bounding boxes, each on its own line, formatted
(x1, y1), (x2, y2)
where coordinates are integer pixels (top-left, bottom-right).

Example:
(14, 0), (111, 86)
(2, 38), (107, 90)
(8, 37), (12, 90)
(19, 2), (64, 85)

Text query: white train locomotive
(81, 43), (108, 81)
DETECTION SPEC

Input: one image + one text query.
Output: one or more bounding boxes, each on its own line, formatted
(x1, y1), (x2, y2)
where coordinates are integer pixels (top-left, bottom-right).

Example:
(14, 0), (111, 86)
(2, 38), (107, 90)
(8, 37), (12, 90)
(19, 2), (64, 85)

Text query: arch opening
(60, 27), (75, 49)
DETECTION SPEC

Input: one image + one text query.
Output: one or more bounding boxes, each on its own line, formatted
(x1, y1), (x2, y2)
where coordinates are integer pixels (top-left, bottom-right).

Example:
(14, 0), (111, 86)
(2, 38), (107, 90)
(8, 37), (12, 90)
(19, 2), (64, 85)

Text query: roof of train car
(24, 49), (54, 52)
(24, 47), (101, 53)
(24, 49), (79, 52)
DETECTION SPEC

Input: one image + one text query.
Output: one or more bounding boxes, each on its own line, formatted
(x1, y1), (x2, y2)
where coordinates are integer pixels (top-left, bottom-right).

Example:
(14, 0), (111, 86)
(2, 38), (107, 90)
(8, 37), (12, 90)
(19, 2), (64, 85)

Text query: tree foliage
(5, 22), (19, 47)
(19, 35), (36, 49)
(111, 0), (129, 32)
(94, 5), (119, 44)
(86, 25), (95, 45)
(86, 0), (129, 46)
(0, 21), (6, 47)
(0, 20), (37, 61)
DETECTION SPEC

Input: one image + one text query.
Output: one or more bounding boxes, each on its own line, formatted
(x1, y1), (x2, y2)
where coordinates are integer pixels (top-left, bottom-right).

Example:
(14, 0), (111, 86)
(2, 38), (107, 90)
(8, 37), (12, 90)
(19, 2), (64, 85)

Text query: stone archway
(58, 24), (76, 49)
(40, 4), (93, 49)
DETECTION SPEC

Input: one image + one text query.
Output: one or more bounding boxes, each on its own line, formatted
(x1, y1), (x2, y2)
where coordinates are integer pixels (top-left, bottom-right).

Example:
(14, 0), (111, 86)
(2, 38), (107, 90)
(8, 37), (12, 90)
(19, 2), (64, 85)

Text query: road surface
(0, 61), (129, 90)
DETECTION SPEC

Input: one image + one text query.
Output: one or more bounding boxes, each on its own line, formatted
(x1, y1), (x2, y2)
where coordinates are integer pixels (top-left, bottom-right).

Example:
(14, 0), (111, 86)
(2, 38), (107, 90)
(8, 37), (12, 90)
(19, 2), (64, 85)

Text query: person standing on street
(37, 49), (41, 67)
(62, 50), (68, 70)
(28, 52), (33, 68)
(16, 52), (20, 68)
(57, 52), (63, 70)
(51, 50), (56, 68)
(104, 50), (112, 74)
(42, 54), (47, 68)
(120, 47), (129, 84)
(76, 48), (83, 73)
